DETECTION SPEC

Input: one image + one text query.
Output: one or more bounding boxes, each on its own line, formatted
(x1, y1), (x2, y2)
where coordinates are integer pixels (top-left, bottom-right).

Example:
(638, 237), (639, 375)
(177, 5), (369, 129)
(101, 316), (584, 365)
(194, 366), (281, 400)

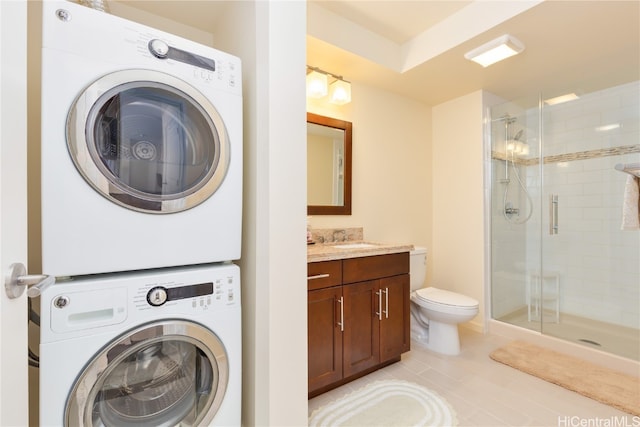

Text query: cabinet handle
(383, 287), (389, 319)
(307, 273), (330, 280)
(375, 290), (382, 320)
(337, 296), (344, 332)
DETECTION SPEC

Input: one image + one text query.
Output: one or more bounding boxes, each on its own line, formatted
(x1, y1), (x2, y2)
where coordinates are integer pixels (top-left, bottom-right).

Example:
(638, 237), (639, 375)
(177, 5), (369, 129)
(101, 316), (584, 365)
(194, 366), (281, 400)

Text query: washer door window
(65, 321), (228, 427)
(67, 69), (230, 213)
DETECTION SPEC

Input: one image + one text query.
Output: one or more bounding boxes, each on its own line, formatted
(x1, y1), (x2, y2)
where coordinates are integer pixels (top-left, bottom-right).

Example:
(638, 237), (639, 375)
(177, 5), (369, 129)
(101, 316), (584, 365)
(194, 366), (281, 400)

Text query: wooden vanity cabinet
(308, 285), (343, 392)
(307, 260), (343, 392)
(308, 253), (409, 397)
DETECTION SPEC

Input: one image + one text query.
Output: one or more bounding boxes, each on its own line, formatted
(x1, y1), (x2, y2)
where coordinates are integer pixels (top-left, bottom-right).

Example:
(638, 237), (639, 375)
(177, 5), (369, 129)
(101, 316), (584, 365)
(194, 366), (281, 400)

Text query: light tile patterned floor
(308, 329), (635, 426)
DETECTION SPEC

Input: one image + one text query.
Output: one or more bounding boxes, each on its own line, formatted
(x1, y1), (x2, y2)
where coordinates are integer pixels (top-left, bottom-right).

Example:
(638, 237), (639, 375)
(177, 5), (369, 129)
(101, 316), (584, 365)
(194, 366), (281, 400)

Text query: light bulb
(306, 70), (328, 98)
(330, 79), (351, 105)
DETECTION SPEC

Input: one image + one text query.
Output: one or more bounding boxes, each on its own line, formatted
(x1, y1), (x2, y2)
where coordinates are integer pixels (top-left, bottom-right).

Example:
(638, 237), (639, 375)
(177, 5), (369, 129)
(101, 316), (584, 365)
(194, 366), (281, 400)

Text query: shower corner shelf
(526, 272), (560, 323)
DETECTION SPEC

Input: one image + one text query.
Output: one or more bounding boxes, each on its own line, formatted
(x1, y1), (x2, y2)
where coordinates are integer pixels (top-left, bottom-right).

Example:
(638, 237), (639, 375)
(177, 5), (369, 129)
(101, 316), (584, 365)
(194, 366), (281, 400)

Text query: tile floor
(308, 329), (636, 426)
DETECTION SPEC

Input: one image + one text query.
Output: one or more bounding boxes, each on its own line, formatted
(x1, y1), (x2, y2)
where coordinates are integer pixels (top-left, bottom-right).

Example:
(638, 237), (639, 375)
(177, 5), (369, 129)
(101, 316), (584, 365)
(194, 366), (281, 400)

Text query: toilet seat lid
(415, 287), (478, 308)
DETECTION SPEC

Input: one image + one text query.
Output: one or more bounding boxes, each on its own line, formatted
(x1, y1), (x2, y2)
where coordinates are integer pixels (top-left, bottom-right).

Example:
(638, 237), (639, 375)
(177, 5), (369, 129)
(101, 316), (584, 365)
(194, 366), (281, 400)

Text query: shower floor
(497, 308), (640, 361)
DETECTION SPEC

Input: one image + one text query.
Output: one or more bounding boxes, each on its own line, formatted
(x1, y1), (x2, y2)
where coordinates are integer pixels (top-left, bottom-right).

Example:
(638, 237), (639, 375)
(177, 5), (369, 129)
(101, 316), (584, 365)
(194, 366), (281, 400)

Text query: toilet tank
(410, 247), (427, 291)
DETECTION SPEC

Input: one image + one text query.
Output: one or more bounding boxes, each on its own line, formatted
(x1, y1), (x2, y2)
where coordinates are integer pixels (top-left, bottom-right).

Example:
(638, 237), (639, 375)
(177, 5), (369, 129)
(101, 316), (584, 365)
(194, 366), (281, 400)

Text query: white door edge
(0, 0), (29, 425)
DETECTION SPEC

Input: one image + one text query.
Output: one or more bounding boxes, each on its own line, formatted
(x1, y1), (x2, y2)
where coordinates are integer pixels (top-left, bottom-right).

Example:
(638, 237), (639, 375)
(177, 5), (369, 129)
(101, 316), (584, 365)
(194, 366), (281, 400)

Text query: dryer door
(65, 320), (228, 427)
(67, 69), (230, 214)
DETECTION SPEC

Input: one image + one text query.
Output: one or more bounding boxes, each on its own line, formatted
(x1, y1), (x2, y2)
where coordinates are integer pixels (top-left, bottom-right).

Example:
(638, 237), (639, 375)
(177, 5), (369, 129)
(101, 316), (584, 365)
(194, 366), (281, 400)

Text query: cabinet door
(308, 287), (343, 393)
(379, 274), (410, 362)
(343, 280), (380, 377)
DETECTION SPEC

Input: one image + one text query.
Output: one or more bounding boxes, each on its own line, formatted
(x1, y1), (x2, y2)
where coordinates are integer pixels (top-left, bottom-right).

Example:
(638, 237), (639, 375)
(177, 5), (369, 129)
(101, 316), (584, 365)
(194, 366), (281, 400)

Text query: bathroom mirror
(307, 113), (352, 215)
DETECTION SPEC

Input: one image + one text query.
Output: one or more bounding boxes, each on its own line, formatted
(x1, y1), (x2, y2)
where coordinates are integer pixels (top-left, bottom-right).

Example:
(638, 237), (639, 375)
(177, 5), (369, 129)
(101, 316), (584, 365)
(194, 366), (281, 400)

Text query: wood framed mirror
(307, 113), (352, 215)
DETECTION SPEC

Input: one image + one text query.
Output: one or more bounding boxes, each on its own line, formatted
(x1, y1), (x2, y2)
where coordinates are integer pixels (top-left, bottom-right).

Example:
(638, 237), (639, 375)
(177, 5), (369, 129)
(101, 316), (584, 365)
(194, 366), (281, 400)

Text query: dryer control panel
(146, 282), (214, 306)
(40, 263), (241, 343)
(135, 271), (238, 312)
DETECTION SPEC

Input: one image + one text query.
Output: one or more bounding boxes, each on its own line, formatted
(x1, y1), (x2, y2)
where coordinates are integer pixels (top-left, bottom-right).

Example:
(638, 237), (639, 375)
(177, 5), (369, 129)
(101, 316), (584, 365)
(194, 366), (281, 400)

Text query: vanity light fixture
(464, 34), (525, 67)
(329, 79), (351, 105)
(306, 69), (328, 98)
(307, 65), (351, 105)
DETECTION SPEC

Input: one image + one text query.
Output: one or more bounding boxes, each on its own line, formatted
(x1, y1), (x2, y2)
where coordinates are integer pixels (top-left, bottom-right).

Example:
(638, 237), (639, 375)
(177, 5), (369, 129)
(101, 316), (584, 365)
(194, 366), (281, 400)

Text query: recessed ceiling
(307, 0), (640, 106)
(309, 0), (471, 45)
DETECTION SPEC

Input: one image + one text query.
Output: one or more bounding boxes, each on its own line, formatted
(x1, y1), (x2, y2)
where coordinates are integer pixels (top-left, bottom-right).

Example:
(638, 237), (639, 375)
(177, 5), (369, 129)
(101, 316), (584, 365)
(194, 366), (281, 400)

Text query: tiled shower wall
(491, 81), (640, 329)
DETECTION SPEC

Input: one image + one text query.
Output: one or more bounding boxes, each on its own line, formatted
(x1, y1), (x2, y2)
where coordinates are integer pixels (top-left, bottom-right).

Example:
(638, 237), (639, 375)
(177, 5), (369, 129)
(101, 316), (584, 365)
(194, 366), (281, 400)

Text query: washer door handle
(4, 263), (55, 299)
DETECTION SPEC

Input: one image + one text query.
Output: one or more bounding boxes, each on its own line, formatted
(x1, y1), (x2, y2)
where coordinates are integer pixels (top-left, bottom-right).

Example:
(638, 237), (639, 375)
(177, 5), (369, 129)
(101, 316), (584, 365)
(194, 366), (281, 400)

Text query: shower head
(513, 129), (524, 141)
(494, 114), (517, 124)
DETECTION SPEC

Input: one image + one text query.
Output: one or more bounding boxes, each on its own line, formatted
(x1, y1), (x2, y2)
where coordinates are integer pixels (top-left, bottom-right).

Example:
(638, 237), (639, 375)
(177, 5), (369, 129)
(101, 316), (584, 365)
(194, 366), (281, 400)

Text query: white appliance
(39, 263), (241, 427)
(41, 1), (242, 277)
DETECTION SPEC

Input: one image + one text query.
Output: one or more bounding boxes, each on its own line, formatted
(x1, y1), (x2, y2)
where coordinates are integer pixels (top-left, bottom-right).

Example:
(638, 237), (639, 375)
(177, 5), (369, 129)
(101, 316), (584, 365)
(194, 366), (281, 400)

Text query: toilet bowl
(409, 247), (479, 355)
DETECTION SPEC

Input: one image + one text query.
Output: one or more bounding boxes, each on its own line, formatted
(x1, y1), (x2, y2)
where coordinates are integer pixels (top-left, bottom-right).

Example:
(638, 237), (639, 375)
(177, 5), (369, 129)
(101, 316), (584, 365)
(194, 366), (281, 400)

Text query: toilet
(409, 247), (479, 355)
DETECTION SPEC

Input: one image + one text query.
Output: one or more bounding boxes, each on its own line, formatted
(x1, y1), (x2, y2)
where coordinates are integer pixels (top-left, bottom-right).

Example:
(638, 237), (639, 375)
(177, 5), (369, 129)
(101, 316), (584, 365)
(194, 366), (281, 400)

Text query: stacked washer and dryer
(36, 1), (242, 426)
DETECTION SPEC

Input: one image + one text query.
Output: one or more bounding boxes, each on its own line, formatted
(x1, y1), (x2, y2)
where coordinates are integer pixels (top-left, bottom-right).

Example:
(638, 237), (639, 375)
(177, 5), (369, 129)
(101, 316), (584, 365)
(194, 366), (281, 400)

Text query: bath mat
(490, 340), (640, 416)
(309, 379), (458, 426)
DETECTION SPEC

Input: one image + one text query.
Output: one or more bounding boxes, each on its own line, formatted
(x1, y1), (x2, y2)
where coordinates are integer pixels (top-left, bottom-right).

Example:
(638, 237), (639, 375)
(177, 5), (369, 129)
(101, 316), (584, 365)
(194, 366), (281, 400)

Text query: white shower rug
(309, 379), (458, 427)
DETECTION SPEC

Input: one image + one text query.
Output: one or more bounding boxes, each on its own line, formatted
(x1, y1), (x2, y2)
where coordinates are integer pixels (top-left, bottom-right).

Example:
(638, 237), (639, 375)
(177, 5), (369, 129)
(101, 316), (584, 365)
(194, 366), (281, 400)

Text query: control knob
(148, 39), (169, 59)
(147, 286), (168, 306)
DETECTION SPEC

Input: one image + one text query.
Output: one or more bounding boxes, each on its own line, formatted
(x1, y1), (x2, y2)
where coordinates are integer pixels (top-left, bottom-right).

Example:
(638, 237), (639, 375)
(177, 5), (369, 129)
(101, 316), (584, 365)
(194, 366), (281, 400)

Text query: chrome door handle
(337, 296), (344, 332)
(549, 195), (559, 235)
(383, 287), (389, 319)
(307, 274), (330, 280)
(375, 290), (382, 320)
(4, 263), (55, 299)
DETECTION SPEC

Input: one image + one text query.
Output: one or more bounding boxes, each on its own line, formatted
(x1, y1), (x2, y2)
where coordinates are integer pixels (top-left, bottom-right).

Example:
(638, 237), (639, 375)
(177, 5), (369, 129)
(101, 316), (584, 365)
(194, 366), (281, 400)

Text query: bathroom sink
(331, 243), (378, 249)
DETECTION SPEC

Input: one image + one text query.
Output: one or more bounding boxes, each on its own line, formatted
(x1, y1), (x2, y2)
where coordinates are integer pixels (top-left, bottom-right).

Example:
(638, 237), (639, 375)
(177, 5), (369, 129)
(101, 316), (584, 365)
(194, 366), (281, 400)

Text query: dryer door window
(67, 69), (230, 214)
(65, 321), (228, 427)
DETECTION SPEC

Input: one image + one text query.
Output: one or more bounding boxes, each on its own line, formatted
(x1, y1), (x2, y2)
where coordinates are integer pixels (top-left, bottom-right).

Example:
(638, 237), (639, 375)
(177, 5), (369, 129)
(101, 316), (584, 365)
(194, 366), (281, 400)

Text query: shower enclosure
(488, 81), (640, 362)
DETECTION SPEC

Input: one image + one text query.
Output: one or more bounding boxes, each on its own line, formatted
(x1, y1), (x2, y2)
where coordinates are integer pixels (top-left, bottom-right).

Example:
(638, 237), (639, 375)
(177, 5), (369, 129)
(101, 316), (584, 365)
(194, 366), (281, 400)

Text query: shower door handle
(549, 195), (559, 235)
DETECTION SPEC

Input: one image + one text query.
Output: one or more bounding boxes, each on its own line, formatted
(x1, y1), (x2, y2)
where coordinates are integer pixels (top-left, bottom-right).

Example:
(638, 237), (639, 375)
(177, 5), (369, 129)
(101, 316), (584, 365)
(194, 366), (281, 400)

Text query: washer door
(67, 69), (230, 214)
(65, 321), (228, 427)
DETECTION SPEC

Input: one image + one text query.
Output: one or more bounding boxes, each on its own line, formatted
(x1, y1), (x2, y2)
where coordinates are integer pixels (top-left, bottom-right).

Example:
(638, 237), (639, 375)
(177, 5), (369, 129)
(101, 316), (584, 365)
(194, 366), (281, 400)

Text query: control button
(148, 39), (169, 59)
(228, 290), (234, 302)
(147, 287), (168, 307)
(192, 300), (197, 308)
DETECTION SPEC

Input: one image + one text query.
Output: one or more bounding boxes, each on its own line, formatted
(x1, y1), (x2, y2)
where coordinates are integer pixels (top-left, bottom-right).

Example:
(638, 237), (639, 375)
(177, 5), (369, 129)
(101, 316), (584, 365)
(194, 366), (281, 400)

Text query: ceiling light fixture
(464, 34), (525, 67)
(543, 93), (580, 105)
(595, 123), (621, 132)
(307, 66), (351, 105)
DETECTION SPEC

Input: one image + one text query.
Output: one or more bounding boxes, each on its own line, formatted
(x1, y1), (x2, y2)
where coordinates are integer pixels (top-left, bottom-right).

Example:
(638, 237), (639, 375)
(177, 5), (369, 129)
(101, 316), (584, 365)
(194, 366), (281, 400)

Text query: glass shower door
(489, 97), (542, 334)
(539, 84), (640, 360)
(490, 81), (640, 361)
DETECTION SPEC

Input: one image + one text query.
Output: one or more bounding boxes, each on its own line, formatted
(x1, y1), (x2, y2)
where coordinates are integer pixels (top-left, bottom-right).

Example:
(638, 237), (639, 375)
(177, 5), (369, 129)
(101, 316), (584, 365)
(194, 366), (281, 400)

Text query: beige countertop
(307, 241), (414, 262)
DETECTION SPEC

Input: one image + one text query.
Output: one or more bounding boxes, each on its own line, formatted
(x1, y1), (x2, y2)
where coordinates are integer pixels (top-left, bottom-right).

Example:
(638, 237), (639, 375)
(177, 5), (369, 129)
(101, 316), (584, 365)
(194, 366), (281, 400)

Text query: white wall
(233, 2), (308, 425)
(432, 91), (486, 331)
(307, 82), (432, 282)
